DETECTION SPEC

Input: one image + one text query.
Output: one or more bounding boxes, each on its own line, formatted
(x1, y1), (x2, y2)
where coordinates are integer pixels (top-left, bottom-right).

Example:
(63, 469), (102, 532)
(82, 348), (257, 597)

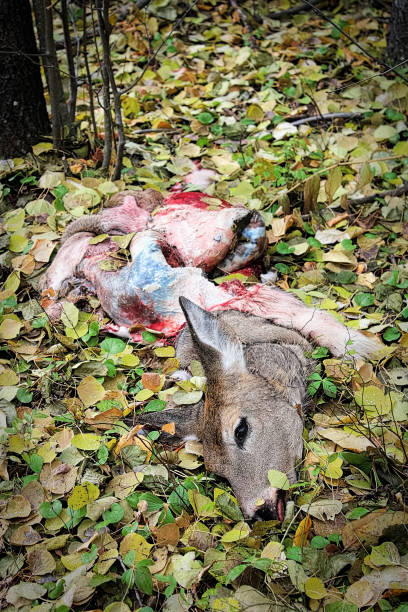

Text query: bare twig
(349, 182), (408, 205)
(96, 0), (125, 179)
(329, 59), (408, 94)
(61, 0), (77, 123)
(95, 0), (113, 172)
(82, 4), (98, 138)
(300, 0), (408, 85)
(290, 112), (364, 126)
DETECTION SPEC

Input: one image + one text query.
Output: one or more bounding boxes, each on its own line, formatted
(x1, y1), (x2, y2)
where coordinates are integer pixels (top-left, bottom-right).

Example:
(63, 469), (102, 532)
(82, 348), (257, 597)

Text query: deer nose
(252, 504), (278, 522)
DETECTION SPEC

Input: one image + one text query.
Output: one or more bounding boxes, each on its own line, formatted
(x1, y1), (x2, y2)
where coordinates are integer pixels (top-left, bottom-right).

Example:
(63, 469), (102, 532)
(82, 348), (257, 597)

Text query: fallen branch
(289, 112), (364, 126)
(126, 128), (182, 137)
(349, 183), (408, 205)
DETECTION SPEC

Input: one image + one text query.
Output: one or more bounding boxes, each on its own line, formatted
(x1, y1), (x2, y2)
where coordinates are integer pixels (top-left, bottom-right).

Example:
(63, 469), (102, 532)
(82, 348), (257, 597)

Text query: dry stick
(95, 0), (113, 173)
(44, 0), (62, 149)
(290, 112), (364, 126)
(97, 0), (125, 180)
(61, 0), (77, 124)
(300, 0), (408, 86)
(82, 4), (98, 138)
(349, 182), (408, 205)
(126, 128), (182, 136)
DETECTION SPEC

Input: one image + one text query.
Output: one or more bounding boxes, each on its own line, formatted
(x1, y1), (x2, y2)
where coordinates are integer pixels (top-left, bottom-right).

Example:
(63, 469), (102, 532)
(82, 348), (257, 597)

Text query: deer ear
(179, 297), (246, 376)
(139, 403), (204, 444)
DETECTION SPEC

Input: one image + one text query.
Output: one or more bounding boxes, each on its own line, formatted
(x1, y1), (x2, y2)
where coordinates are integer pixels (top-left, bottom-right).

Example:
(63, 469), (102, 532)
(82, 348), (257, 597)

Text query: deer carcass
(40, 188), (382, 520)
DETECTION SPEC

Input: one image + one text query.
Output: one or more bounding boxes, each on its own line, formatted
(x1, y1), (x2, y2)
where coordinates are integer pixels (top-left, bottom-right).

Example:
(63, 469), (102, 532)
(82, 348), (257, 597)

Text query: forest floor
(1, 1), (408, 611)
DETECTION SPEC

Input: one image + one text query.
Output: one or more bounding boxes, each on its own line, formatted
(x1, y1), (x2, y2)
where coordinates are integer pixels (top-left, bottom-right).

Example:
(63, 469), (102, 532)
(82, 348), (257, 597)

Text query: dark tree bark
(387, 0), (408, 62)
(0, 0), (50, 157)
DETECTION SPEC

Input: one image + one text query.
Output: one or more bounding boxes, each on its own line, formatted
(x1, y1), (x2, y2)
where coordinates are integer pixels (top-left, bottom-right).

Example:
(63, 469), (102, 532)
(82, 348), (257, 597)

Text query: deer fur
(141, 298), (315, 522)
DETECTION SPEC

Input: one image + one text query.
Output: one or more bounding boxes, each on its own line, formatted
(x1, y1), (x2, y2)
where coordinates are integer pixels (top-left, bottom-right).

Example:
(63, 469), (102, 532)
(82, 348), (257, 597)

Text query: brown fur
(141, 299), (313, 519)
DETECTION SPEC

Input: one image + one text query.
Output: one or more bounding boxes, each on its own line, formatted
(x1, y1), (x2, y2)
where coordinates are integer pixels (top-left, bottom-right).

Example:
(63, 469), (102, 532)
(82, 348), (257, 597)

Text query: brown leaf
(30, 239), (55, 263)
(27, 548), (56, 575)
(10, 525), (42, 546)
(21, 481), (45, 512)
(3, 495), (31, 519)
(40, 461), (78, 495)
(142, 372), (164, 392)
(342, 510), (407, 550)
(154, 523), (180, 547)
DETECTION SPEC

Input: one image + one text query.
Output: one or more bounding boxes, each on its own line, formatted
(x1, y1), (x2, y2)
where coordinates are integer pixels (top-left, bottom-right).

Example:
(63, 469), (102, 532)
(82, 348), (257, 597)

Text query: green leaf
(16, 387), (33, 404)
(100, 337), (126, 354)
(97, 445), (109, 465)
(197, 112), (215, 124)
(354, 293), (374, 307)
(322, 378), (337, 398)
(310, 535), (330, 549)
(144, 399), (166, 413)
(383, 326), (401, 342)
(103, 502), (124, 524)
(276, 241), (295, 255)
(39, 500), (62, 519)
(134, 565), (153, 594)
(29, 453), (43, 474)
(347, 507), (370, 520)
(81, 543), (98, 563)
(142, 331), (157, 343)
(225, 563), (247, 584)
(267, 469), (290, 490)
(311, 347), (329, 359)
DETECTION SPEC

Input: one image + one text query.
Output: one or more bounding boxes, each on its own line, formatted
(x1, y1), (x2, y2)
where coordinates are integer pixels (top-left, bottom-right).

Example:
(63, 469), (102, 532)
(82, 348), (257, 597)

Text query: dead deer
(141, 297), (317, 522)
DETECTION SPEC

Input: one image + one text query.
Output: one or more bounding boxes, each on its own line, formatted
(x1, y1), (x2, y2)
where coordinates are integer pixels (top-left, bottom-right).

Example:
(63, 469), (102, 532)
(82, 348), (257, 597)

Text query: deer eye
(234, 418), (248, 448)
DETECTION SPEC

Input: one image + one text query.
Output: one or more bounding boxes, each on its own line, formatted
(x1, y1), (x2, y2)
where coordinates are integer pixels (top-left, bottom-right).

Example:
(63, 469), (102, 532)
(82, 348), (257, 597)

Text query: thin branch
(82, 4), (98, 138)
(300, 0), (408, 85)
(61, 0), (77, 124)
(290, 112), (364, 126)
(95, 0), (113, 172)
(329, 58), (408, 94)
(349, 182), (408, 205)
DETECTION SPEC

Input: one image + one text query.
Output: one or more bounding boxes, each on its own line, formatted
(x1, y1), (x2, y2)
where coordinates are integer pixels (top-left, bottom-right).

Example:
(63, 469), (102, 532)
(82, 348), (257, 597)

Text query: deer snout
(247, 488), (287, 523)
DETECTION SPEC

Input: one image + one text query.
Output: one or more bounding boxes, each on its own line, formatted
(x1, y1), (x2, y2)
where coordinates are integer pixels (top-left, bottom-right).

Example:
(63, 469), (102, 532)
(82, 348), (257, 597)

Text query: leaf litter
(1, 0), (408, 610)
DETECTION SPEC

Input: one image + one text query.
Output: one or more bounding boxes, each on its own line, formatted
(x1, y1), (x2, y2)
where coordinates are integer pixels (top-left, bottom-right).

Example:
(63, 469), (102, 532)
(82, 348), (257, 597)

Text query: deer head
(142, 298), (311, 522)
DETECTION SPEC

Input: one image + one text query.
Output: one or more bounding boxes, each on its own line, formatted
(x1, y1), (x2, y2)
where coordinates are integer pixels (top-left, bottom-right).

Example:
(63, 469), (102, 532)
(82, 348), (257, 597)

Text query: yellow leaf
(8, 434), (27, 453)
(305, 577), (327, 600)
(60, 552), (85, 571)
(37, 441), (57, 464)
(0, 318), (22, 339)
(322, 456), (343, 480)
(61, 302), (79, 328)
(154, 346), (176, 358)
(293, 515), (312, 547)
(119, 533), (152, 560)
(221, 522), (250, 543)
(354, 385), (393, 418)
(71, 433), (102, 451)
(9, 233), (28, 253)
(135, 388), (154, 401)
(5, 272), (20, 292)
(77, 376), (105, 408)
(0, 368), (19, 386)
(120, 354), (140, 367)
(32, 142), (53, 155)
(68, 483), (100, 510)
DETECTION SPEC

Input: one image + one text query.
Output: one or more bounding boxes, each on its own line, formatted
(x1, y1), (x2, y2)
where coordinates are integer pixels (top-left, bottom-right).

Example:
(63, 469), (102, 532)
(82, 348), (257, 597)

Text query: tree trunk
(0, 0), (50, 157)
(387, 0), (408, 63)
